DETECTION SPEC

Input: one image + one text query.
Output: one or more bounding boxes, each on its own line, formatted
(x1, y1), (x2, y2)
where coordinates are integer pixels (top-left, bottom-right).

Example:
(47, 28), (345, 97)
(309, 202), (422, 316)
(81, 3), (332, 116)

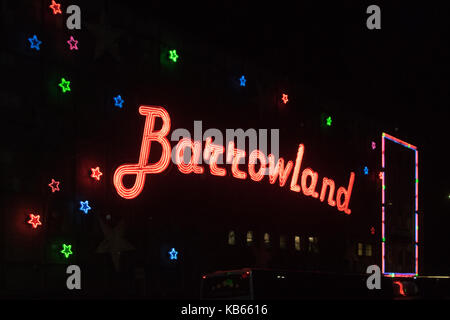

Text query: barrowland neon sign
(113, 106), (356, 215)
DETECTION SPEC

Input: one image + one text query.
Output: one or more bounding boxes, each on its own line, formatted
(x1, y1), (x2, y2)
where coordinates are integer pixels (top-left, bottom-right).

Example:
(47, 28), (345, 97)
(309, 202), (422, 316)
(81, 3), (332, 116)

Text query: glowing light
(175, 138), (204, 174)
(364, 166), (369, 175)
(335, 172), (355, 215)
(207, 141), (226, 177)
(112, 107), (357, 214)
(28, 214), (42, 229)
(371, 141), (376, 150)
(370, 227), (375, 235)
(379, 172), (383, 180)
(48, 179), (60, 192)
(281, 94), (288, 104)
(239, 75), (246, 87)
(67, 36), (78, 50)
(227, 142), (247, 180)
(79, 200), (91, 214)
(59, 78), (71, 93)
(168, 248), (178, 260)
(61, 244), (73, 259)
(319, 178), (336, 206)
(301, 168), (319, 198)
(49, 0), (62, 14)
(248, 150), (267, 182)
(91, 167), (103, 181)
(326, 116), (332, 126)
(268, 155), (293, 187)
(28, 35), (42, 51)
(169, 50), (179, 62)
(114, 95), (124, 108)
(382, 132), (418, 276)
(290, 144), (304, 192)
(113, 106), (171, 199)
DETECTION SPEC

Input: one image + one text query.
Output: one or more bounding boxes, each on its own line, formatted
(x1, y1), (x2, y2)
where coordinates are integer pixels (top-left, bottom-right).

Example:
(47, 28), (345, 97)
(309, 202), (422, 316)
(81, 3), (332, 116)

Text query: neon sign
(113, 106), (355, 214)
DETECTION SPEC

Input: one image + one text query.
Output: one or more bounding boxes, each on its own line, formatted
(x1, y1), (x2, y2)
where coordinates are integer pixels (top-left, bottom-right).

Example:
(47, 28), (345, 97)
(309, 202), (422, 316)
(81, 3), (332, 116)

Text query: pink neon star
(67, 36), (79, 50)
(281, 94), (288, 104)
(48, 179), (60, 192)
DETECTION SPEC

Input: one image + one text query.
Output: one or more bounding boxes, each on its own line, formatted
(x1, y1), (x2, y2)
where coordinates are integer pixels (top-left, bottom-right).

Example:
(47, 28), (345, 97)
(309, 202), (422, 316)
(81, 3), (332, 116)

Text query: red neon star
(370, 227), (375, 235)
(48, 179), (60, 192)
(281, 93), (288, 104)
(91, 167), (103, 181)
(49, 0), (62, 14)
(28, 214), (42, 229)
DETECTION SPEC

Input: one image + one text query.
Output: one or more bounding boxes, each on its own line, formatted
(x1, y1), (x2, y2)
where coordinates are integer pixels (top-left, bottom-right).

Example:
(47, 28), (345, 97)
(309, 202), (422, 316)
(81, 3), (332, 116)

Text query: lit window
(308, 237), (319, 253)
(357, 242), (363, 256)
(263, 233), (270, 246)
(294, 236), (301, 251)
(280, 235), (287, 249)
(228, 231), (236, 245)
(366, 244), (372, 257)
(246, 231), (253, 245)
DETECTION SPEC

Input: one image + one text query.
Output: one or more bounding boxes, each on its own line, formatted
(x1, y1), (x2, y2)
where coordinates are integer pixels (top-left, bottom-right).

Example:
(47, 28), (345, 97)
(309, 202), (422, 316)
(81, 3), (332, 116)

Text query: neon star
(168, 248), (178, 260)
(91, 167), (103, 181)
(59, 78), (71, 93)
(371, 141), (376, 150)
(239, 75), (246, 87)
(379, 172), (383, 180)
(281, 94), (288, 104)
(79, 200), (91, 214)
(49, 0), (62, 14)
(169, 49), (179, 62)
(370, 227), (375, 235)
(28, 214), (42, 229)
(67, 36), (78, 50)
(364, 166), (369, 175)
(326, 116), (332, 126)
(48, 179), (60, 192)
(114, 95), (124, 108)
(28, 35), (42, 51)
(61, 244), (73, 258)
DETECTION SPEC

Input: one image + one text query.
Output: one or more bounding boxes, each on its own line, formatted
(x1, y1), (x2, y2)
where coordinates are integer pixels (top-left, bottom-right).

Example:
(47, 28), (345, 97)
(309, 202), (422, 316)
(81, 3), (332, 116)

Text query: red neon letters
(175, 138), (204, 174)
(113, 107), (356, 214)
(113, 106), (171, 199)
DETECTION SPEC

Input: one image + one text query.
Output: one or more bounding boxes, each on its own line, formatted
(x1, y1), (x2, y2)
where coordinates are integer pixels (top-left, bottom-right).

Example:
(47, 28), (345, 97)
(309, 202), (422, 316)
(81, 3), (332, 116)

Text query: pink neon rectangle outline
(381, 132), (419, 277)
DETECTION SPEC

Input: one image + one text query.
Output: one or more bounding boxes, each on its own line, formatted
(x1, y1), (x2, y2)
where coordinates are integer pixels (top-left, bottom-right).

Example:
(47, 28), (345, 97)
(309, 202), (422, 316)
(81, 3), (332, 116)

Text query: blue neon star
(79, 200), (91, 214)
(239, 75), (246, 87)
(168, 248), (178, 260)
(28, 35), (42, 51)
(363, 166), (369, 175)
(113, 95), (124, 108)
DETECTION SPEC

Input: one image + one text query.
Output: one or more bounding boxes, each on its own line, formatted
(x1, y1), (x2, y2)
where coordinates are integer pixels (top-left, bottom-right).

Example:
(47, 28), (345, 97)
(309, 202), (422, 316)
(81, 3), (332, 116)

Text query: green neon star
(59, 78), (71, 93)
(326, 116), (332, 126)
(61, 244), (73, 258)
(169, 49), (179, 62)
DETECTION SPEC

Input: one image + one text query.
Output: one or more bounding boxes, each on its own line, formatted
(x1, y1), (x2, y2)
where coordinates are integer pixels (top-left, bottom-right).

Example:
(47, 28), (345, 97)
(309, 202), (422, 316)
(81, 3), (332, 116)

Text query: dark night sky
(143, 1), (450, 272)
(1, 0), (449, 277)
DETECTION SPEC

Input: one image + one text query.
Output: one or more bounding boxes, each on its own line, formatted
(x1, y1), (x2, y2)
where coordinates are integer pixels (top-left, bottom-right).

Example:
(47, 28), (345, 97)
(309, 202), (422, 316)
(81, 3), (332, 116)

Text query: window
(246, 231), (253, 246)
(357, 242), (363, 256)
(263, 233), (270, 247)
(308, 237), (319, 253)
(365, 244), (372, 257)
(228, 231), (236, 245)
(294, 236), (301, 251)
(280, 235), (287, 249)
